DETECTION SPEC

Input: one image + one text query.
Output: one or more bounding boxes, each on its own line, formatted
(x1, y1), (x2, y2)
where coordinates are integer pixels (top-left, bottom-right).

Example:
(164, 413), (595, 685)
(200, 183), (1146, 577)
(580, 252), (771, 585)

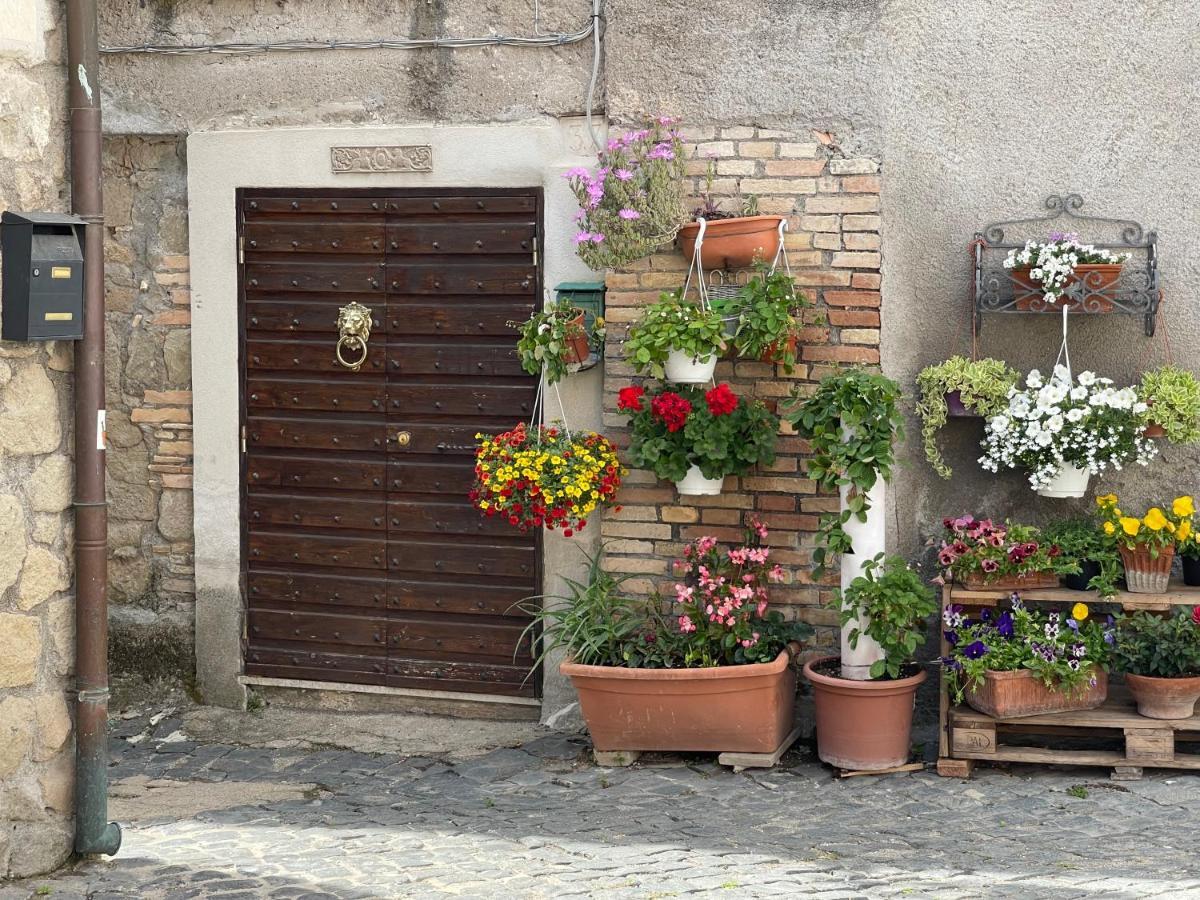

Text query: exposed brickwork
(601, 127), (883, 646)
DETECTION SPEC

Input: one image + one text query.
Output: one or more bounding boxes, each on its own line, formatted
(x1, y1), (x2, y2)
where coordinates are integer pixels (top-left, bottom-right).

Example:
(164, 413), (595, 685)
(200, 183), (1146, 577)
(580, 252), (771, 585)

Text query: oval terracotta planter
(1011, 264), (1122, 312)
(1125, 672), (1200, 719)
(960, 570), (1060, 591)
(678, 215), (785, 270)
(562, 309), (591, 365)
(965, 668), (1107, 718)
(562, 646), (798, 754)
(804, 655), (926, 771)
(1119, 542), (1174, 594)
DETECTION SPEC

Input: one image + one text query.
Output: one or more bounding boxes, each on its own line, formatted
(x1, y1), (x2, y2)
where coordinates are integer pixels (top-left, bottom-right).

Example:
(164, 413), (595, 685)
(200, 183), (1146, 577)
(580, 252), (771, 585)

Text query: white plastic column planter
(675, 465), (723, 496)
(664, 349), (717, 383)
(839, 425), (886, 681)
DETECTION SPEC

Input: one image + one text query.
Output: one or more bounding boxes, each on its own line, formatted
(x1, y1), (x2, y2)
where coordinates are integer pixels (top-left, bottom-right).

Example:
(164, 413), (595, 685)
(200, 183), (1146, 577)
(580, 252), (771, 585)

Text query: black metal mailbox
(1, 211), (87, 341)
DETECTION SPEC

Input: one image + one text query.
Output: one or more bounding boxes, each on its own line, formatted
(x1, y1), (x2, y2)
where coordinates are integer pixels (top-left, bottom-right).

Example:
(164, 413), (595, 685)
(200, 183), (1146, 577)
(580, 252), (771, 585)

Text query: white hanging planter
(664, 349), (717, 384)
(675, 465), (723, 496)
(1036, 463), (1090, 499)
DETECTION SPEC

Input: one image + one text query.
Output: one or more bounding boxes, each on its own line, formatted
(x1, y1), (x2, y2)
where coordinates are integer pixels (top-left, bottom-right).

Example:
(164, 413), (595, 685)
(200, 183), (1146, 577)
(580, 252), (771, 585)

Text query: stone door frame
(187, 121), (601, 709)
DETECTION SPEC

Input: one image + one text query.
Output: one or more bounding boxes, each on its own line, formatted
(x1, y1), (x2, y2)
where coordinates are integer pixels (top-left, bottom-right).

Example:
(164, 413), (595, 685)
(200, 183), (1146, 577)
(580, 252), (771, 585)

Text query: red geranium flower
(618, 385), (646, 412)
(651, 391), (693, 432)
(705, 383), (739, 417)
(1193, 605), (1200, 626)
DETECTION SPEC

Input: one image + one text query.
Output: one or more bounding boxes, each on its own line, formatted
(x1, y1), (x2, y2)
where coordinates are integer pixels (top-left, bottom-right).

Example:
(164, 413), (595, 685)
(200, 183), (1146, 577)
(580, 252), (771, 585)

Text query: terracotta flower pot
(964, 668), (1107, 718)
(1011, 264), (1122, 312)
(561, 646), (798, 754)
(960, 570), (1060, 591)
(678, 215), (785, 270)
(1125, 672), (1200, 719)
(760, 333), (798, 365)
(562, 309), (591, 365)
(1119, 542), (1174, 594)
(804, 655), (926, 771)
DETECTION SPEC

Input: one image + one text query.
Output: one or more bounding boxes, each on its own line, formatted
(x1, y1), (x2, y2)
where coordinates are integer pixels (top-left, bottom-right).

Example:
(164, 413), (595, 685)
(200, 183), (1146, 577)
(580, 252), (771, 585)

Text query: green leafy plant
(619, 383), (778, 483)
(1040, 517), (1121, 597)
(782, 369), (904, 577)
(1113, 607), (1200, 678)
(728, 268), (810, 375)
(915, 356), (1019, 478)
(512, 298), (589, 385)
(1138, 365), (1200, 444)
(839, 554), (937, 680)
(623, 292), (726, 379)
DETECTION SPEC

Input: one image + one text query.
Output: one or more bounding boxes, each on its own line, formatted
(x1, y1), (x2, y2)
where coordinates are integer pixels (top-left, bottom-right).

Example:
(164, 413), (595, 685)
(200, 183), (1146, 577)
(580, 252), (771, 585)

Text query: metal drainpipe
(66, 0), (121, 857)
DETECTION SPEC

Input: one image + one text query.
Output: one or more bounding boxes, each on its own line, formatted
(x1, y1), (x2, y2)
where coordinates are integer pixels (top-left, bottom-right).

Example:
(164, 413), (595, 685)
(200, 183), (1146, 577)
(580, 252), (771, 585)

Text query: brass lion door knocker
(335, 301), (372, 372)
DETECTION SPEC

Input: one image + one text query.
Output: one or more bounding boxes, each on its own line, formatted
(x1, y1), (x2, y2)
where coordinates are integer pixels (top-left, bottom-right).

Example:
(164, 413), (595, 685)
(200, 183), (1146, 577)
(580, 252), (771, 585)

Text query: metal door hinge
(241, 424), (247, 453)
(238, 234), (245, 264)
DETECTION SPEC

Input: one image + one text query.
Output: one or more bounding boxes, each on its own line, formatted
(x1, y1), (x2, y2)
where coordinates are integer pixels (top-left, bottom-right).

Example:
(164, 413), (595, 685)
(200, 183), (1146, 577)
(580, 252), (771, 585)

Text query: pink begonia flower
(678, 615), (696, 633)
(769, 565), (785, 582)
(697, 537), (718, 553)
(674, 583), (694, 602)
(757, 600), (768, 617)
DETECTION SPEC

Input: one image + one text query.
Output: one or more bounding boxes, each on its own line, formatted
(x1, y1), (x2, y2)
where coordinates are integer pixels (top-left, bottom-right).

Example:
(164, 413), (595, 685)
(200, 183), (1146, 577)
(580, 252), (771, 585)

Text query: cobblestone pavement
(7, 707), (1200, 900)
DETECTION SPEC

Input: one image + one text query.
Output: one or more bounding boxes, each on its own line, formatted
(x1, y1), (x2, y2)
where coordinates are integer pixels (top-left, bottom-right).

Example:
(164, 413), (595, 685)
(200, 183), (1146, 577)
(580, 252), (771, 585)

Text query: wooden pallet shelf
(938, 583), (1200, 780)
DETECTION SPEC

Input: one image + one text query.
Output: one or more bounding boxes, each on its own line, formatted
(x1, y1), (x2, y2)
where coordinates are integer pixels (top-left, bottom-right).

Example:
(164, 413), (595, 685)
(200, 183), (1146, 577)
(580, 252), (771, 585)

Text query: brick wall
(600, 127), (883, 648)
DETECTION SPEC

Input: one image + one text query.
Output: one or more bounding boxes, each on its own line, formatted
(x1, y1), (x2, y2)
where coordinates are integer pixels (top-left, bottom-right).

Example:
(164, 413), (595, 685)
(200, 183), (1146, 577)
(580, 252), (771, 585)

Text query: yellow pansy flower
(1178, 520), (1192, 542)
(1144, 507), (1168, 531)
(1174, 495), (1196, 518)
(1120, 517), (1142, 537)
(1072, 602), (1089, 622)
(1096, 493), (1118, 507)
(1103, 521), (1116, 535)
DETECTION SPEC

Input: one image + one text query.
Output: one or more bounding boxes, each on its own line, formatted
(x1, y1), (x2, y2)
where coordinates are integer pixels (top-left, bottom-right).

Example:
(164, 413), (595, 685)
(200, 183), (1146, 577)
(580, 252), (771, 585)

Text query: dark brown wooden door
(240, 189), (541, 697)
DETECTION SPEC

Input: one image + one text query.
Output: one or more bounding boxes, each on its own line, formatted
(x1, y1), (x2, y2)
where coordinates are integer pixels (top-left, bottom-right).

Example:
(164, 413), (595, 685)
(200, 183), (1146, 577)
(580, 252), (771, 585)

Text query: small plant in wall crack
(782, 369), (904, 577)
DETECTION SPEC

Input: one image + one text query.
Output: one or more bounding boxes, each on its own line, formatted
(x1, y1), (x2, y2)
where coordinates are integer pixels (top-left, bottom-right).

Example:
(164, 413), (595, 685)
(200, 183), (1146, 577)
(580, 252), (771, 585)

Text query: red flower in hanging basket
(705, 383), (739, 417)
(651, 391), (693, 432)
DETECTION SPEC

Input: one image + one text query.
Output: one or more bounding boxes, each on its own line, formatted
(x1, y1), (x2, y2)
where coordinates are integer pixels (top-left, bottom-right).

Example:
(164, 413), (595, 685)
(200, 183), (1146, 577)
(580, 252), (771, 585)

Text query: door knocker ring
(335, 301), (372, 372)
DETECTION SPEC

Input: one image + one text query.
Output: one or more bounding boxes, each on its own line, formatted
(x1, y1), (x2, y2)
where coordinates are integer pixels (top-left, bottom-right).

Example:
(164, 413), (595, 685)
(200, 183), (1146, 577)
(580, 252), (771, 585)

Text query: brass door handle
(396, 431), (411, 447)
(335, 301), (372, 371)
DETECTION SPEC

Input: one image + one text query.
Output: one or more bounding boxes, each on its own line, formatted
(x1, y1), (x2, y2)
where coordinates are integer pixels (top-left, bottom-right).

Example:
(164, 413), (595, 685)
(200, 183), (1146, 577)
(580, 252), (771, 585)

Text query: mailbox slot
(1, 211), (87, 341)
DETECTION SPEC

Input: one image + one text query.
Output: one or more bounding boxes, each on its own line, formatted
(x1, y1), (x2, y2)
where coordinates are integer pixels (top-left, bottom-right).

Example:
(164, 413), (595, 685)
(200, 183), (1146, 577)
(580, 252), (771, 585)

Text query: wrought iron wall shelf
(973, 194), (1160, 336)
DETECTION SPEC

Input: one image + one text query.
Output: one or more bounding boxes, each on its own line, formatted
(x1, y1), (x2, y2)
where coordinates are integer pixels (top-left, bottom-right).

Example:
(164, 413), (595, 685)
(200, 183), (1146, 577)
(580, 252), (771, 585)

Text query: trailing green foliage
(783, 369), (904, 577)
(1114, 608), (1200, 678)
(1138, 365), (1200, 444)
(624, 292), (727, 379)
(915, 356), (1019, 478)
(839, 554), (937, 680)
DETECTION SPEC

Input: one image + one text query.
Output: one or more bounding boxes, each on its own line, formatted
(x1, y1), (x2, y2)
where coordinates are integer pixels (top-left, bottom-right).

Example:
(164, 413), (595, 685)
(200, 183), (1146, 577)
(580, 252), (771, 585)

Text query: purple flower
(980, 609), (992, 624)
(944, 630), (959, 646)
(564, 166), (590, 180)
(591, 232), (606, 243)
(1103, 631), (1115, 646)
(981, 559), (999, 574)
(941, 656), (963, 672)
(996, 610), (1014, 638)
(618, 208), (642, 220)
(614, 168), (634, 181)
(964, 640), (988, 660)
(1010, 592), (1023, 611)
(1066, 618), (1079, 632)
(647, 142), (676, 161)
(572, 231), (593, 245)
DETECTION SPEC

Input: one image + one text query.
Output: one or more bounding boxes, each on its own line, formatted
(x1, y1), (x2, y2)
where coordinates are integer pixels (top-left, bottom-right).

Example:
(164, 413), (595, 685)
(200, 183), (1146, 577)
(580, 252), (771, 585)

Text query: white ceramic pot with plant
(619, 382), (778, 499)
(624, 290), (726, 384)
(980, 365), (1158, 497)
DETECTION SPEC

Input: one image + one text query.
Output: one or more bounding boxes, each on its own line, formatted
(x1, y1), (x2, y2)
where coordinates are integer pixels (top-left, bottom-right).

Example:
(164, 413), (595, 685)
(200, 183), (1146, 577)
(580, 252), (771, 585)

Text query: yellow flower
(1103, 521), (1116, 535)
(1174, 496), (1196, 518)
(1120, 517), (1142, 537)
(1144, 507), (1168, 531)
(1178, 520), (1193, 542)
(1072, 602), (1089, 622)
(1096, 493), (1118, 507)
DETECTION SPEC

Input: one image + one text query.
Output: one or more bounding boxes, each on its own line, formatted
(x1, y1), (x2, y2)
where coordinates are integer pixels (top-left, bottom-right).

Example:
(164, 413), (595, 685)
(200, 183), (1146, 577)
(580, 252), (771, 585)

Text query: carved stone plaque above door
(331, 145), (434, 174)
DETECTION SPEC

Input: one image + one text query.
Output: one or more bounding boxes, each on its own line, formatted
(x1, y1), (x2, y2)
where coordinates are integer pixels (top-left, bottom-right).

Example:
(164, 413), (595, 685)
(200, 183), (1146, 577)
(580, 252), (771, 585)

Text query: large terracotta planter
(1125, 673), (1200, 719)
(1119, 542), (1174, 594)
(964, 667), (1107, 718)
(804, 655), (926, 771)
(678, 215), (785, 270)
(561, 645), (798, 753)
(960, 570), (1060, 591)
(1011, 264), (1122, 312)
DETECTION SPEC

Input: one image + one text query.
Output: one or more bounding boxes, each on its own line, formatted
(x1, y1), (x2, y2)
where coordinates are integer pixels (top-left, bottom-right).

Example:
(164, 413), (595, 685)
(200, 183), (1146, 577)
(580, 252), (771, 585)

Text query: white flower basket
(1036, 463), (1090, 498)
(664, 349), (716, 384)
(675, 465), (723, 496)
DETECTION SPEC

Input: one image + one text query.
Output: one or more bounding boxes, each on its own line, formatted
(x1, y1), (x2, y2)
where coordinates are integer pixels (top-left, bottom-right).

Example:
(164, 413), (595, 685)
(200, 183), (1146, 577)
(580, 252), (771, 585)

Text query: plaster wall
(186, 120), (602, 721)
(607, 0), (1200, 559)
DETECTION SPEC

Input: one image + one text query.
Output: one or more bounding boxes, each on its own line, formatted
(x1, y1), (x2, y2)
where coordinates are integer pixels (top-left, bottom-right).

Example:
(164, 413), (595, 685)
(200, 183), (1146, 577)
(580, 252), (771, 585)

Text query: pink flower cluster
(670, 519), (785, 650)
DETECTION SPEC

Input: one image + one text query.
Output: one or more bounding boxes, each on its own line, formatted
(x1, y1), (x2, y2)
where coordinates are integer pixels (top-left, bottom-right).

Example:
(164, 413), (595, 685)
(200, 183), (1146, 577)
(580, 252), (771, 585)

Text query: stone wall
(102, 136), (194, 679)
(0, 0), (78, 878)
(600, 127), (883, 648)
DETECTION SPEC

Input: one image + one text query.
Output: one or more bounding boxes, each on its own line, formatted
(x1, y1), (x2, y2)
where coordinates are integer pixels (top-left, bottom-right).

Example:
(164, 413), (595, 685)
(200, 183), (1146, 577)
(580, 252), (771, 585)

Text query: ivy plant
(839, 553), (937, 680)
(729, 269), (810, 374)
(623, 291), (727, 379)
(915, 356), (1018, 478)
(783, 369), (904, 577)
(1138, 365), (1200, 444)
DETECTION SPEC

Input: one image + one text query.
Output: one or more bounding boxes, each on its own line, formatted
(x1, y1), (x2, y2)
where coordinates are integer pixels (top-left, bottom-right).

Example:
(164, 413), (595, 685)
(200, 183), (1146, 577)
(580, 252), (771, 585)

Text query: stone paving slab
(6, 709), (1200, 898)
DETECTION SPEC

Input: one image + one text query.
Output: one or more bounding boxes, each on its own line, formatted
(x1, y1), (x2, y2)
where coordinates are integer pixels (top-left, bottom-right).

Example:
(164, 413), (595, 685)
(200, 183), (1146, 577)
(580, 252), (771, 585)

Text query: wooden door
(240, 189), (541, 697)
